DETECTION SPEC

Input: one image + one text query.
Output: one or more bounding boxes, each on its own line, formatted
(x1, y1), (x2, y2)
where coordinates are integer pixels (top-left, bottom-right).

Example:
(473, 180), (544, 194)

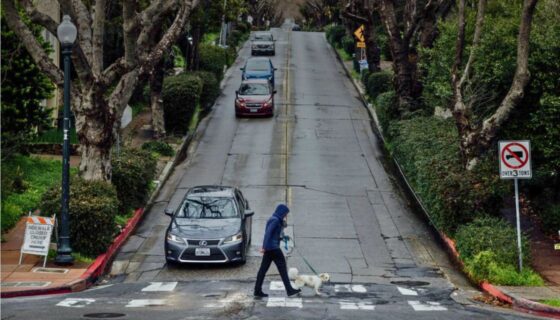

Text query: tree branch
(2, 0), (63, 85)
(136, 0), (179, 53)
(20, 0), (58, 35)
(92, 0), (106, 76)
(123, 0), (139, 68)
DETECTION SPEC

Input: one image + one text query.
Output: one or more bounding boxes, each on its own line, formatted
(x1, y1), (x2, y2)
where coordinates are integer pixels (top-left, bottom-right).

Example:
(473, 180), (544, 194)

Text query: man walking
(254, 204), (301, 298)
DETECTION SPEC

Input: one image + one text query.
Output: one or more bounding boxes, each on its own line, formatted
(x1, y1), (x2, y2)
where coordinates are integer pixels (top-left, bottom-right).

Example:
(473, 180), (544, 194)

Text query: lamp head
(57, 15), (77, 46)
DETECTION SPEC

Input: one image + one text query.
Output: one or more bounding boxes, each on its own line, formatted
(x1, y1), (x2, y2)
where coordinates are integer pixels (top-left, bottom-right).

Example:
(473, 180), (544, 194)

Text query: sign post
(499, 140), (531, 272)
(19, 214), (56, 267)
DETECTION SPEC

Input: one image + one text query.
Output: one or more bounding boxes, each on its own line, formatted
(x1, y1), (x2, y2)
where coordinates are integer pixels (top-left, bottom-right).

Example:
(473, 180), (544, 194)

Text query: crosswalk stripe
(407, 300), (447, 311)
(266, 297), (303, 308)
(56, 298), (95, 308)
(334, 284), (367, 293)
(126, 299), (167, 308)
(397, 287), (418, 296)
(269, 281), (297, 291)
(141, 282), (177, 292)
(339, 300), (375, 310)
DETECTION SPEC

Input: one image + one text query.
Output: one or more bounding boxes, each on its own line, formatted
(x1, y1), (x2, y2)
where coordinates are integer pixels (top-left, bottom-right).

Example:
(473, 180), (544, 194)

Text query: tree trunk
(150, 59), (166, 138)
(73, 89), (114, 181)
(392, 45), (417, 113)
(364, 20), (381, 72)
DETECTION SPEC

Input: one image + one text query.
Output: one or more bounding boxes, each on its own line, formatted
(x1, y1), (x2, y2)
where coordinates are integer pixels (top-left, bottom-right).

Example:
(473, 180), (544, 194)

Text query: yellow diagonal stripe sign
(354, 25), (365, 42)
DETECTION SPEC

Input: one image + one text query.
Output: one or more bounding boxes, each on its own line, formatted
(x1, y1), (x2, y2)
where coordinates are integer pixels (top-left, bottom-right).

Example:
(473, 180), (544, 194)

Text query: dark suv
(164, 186), (253, 265)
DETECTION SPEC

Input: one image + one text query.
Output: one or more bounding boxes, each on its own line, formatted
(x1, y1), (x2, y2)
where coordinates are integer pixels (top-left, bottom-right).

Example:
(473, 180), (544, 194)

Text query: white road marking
(87, 284), (114, 291)
(204, 292), (252, 308)
(339, 300), (375, 310)
(269, 281), (297, 291)
(141, 282), (177, 292)
(266, 297), (303, 308)
(408, 300), (447, 311)
(56, 298), (95, 308)
(126, 299), (167, 308)
(334, 284), (367, 293)
(397, 287), (418, 296)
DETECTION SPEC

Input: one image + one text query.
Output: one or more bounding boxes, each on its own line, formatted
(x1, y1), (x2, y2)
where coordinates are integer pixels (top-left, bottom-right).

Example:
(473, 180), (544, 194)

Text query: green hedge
(162, 73), (203, 134)
(112, 148), (157, 213)
(39, 177), (119, 257)
(325, 24), (346, 47)
(375, 91), (398, 134)
(387, 117), (506, 234)
(456, 216), (543, 286)
(141, 141), (175, 157)
(366, 71), (392, 99)
(341, 35), (355, 56)
(198, 44), (227, 81)
(193, 71), (220, 111)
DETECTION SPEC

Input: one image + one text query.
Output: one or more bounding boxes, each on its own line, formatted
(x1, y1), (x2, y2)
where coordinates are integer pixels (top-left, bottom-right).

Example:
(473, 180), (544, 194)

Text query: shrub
(387, 117), (506, 233)
(539, 203), (560, 235)
(456, 216), (530, 267)
(193, 71), (220, 111)
(198, 43), (227, 81)
(366, 71), (392, 99)
(227, 30), (244, 48)
(464, 251), (543, 286)
(325, 24), (346, 47)
(162, 73), (203, 134)
(39, 177), (119, 257)
(341, 35), (355, 56)
(360, 69), (370, 86)
(112, 148), (157, 213)
(141, 140), (175, 157)
(374, 91), (397, 134)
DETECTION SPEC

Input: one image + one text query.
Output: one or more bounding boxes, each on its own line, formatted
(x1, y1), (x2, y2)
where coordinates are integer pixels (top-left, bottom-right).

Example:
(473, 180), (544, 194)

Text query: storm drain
(32, 267), (69, 274)
(0, 281), (51, 287)
(390, 280), (430, 287)
(83, 313), (126, 319)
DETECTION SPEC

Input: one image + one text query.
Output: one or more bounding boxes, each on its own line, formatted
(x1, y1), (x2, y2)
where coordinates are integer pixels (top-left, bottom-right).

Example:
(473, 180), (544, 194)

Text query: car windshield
(246, 60), (270, 71)
(177, 197), (238, 219)
(254, 34), (273, 41)
(239, 83), (270, 95)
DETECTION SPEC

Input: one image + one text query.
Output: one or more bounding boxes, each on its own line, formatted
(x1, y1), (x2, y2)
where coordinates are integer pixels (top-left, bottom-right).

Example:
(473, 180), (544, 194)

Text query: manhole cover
(83, 313), (126, 319)
(390, 280), (430, 287)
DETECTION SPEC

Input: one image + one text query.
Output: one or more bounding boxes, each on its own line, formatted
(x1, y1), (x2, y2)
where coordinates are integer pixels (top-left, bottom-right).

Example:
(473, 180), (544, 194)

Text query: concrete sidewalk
(336, 52), (560, 318)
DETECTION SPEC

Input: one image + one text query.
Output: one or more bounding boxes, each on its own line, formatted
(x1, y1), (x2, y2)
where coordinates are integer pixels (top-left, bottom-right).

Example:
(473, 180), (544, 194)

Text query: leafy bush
(374, 91), (397, 134)
(112, 148), (157, 213)
(366, 71), (392, 99)
(39, 177), (119, 257)
(198, 43), (227, 81)
(341, 35), (355, 56)
(141, 140), (175, 157)
(387, 117), (506, 233)
(456, 216), (530, 267)
(193, 71), (220, 111)
(162, 73), (203, 134)
(325, 24), (346, 47)
(464, 251), (543, 286)
(539, 203), (560, 235)
(360, 70), (370, 86)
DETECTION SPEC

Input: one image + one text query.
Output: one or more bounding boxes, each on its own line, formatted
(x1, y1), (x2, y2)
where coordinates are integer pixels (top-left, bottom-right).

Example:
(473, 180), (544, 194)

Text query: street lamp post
(55, 15), (77, 265)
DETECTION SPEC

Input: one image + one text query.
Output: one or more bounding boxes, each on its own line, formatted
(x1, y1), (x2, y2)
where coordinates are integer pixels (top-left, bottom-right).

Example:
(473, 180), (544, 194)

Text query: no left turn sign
(499, 140), (531, 179)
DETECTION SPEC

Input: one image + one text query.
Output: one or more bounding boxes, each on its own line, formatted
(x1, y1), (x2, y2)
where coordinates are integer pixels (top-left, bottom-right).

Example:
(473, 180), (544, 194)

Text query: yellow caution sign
(354, 25), (365, 42)
(555, 243), (560, 250)
(356, 41), (366, 48)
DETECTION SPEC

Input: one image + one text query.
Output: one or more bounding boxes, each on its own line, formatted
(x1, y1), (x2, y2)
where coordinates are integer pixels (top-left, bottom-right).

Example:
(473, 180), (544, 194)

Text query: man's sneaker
(254, 291), (269, 298)
(287, 288), (301, 296)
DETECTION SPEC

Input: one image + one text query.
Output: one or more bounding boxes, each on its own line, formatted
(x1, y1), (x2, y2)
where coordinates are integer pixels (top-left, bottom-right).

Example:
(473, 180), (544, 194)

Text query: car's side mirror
(240, 67), (245, 71)
(245, 210), (255, 218)
(235, 90), (239, 96)
(273, 90), (277, 94)
(164, 208), (174, 217)
(273, 68), (277, 71)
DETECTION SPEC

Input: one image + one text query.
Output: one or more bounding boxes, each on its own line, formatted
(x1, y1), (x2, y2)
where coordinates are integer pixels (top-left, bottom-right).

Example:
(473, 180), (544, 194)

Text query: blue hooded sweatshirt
(262, 204), (289, 251)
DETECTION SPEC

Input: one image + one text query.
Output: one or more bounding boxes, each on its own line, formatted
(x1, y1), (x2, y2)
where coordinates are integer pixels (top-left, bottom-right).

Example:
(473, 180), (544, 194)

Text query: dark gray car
(251, 32), (275, 55)
(164, 186), (253, 264)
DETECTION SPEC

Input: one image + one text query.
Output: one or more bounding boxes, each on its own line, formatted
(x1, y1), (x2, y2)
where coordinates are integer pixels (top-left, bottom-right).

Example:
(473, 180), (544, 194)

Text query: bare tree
(2, 0), (199, 181)
(341, 0), (381, 72)
(374, 0), (451, 114)
(451, 0), (539, 169)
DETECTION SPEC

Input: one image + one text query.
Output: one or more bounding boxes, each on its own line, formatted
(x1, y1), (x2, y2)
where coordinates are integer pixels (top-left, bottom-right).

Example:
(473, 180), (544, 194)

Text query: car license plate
(250, 109), (258, 112)
(195, 248), (210, 256)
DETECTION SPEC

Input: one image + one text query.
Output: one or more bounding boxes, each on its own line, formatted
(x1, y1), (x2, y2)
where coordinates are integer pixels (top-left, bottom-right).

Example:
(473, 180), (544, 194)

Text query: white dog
(288, 267), (330, 296)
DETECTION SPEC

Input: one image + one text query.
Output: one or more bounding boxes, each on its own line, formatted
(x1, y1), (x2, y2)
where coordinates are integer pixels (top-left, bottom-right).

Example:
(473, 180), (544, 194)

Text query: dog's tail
(288, 267), (298, 280)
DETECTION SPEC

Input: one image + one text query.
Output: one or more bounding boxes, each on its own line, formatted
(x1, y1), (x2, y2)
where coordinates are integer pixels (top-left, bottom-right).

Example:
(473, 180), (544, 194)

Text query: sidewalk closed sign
(21, 216), (55, 256)
(499, 140), (531, 179)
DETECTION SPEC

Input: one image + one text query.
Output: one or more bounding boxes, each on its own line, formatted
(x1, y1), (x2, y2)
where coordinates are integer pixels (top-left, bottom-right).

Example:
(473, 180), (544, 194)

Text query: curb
(329, 37), (560, 320)
(1, 208), (144, 299)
